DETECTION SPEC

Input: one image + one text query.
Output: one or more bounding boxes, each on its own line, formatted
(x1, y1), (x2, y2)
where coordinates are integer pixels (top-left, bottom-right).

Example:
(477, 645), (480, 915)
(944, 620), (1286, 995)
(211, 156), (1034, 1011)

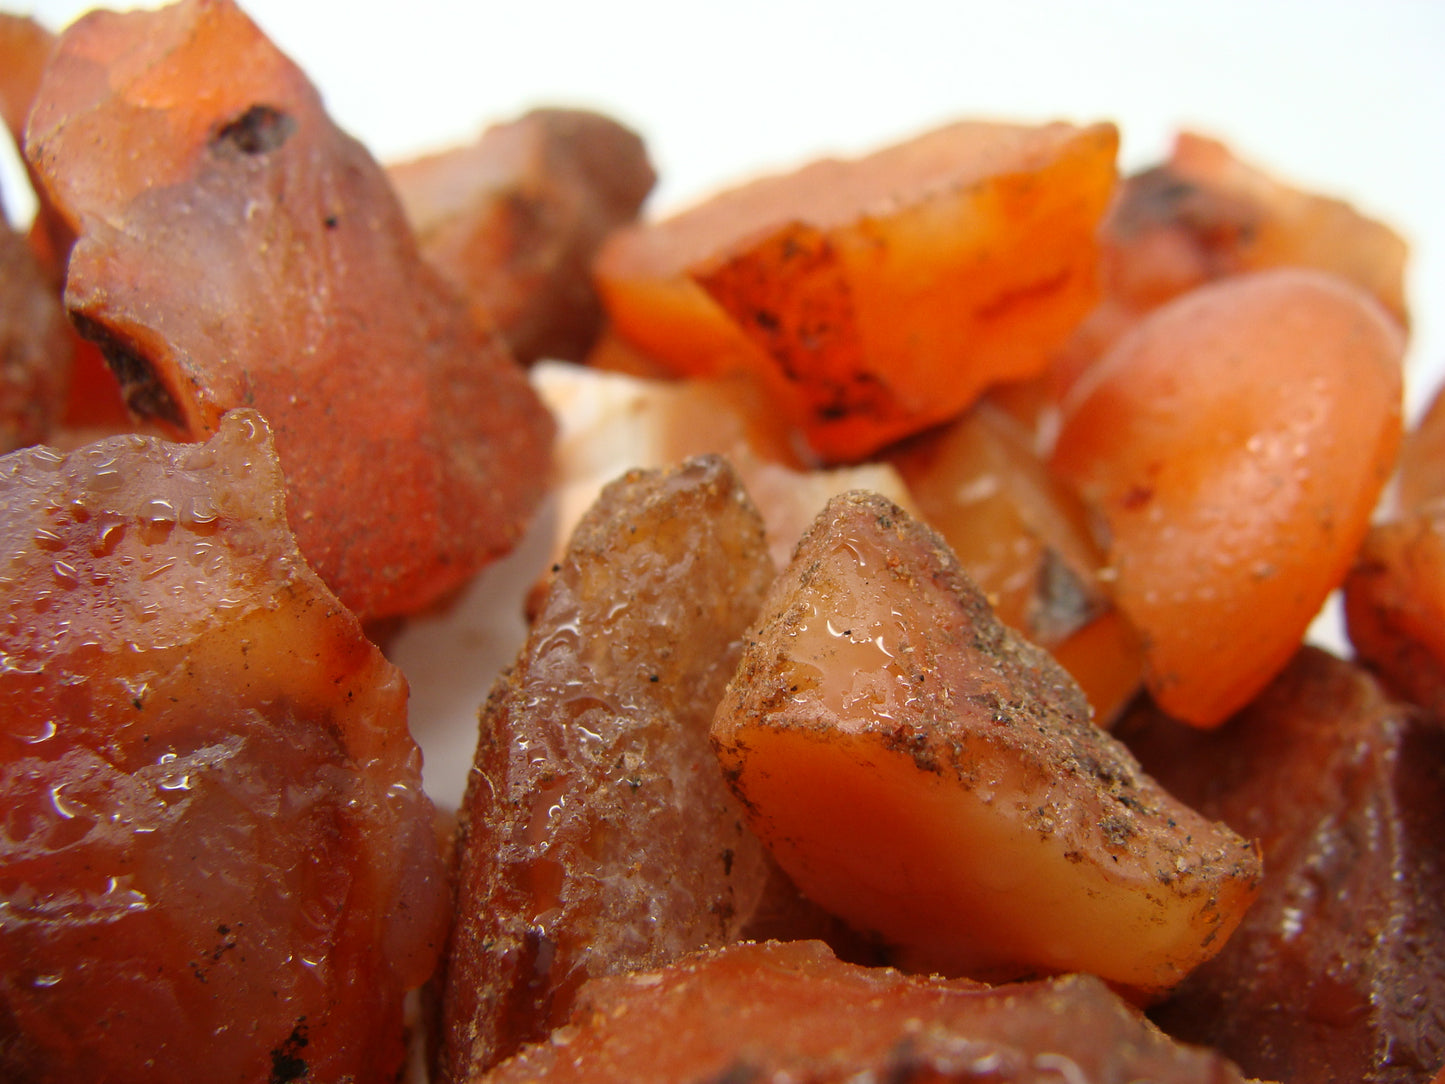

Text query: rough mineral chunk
(1037, 131), (1411, 406)
(389, 107), (656, 364)
(1105, 131), (1409, 327)
(0, 411), (448, 1084)
(1398, 380), (1445, 513)
(0, 14), (54, 157)
(482, 939), (1256, 1083)
(0, 14), (52, 204)
(1050, 269), (1403, 726)
(594, 119), (1117, 461)
(439, 456), (775, 1081)
(0, 14), (74, 286)
(712, 490), (1261, 998)
(1345, 510), (1445, 718)
(0, 210), (71, 453)
(1127, 647), (1445, 1084)
(24, 0), (554, 621)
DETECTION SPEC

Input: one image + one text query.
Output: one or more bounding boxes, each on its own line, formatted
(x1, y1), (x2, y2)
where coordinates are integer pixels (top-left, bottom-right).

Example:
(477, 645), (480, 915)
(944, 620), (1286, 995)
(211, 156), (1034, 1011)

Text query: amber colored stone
(1126, 647), (1445, 1084)
(390, 107), (655, 365)
(1040, 130), (1410, 405)
(711, 490), (1260, 999)
(0, 15), (131, 449)
(0, 15), (73, 288)
(24, 0), (554, 621)
(439, 456), (775, 1081)
(595, 119), (1116, 462)
(0, 211), (71, 453)
(1345, 511), (1445, 719)
(483, 939), (1255, 1083)
(1107, 132), (1409, 328)
(1050, 270), (1403, 727)
(0, 411), (448, 1084)
(0, 14), (53, 144)
(1399, 382), (1445, 513)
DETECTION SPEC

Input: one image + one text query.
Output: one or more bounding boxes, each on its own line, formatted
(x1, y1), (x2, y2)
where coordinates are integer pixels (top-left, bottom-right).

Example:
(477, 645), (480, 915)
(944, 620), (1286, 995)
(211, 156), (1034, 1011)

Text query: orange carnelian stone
(0, 15), (54, 173)
(0, 16), (84, 281)
(1041, 131), (1410, 408)
(712, 490), (1260, 999)
(1345, 510), (1445, 718)
(486, 940), (1256, 1083)
(1399, 381), (1445, 512)
(1050, 268), (1403, 727)
(0, 209), (70, 453)
(1127, 648), (1445, 1084)
(1114, 132), (1409, 328)
(0, 15), (50, 128)
(440, 457), (775, 1080)
(389, 107), (655, 365)
(1348, 383), (1445, 717)
(595, 120), (1117, 462)
(25, 0), (554, 621)
(0, 411), (447, 1084)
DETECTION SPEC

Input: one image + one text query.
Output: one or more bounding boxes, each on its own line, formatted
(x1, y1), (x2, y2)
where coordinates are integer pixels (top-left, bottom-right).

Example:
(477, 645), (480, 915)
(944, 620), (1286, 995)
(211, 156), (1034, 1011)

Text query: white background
(6, 1), (1445, 806)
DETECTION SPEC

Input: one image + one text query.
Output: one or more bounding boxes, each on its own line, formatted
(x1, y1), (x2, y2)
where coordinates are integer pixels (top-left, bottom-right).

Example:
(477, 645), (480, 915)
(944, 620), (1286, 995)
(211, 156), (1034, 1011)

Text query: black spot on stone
(214, 104), (295, 156)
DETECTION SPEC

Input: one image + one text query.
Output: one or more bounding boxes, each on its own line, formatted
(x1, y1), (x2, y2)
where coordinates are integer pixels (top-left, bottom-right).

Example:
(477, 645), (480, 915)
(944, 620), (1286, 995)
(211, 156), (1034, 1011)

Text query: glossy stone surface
(0, 412), (448, 1084)
(712, 490), (1260, 997)
(440, 456), (775, 1080)
(1128, 647), (1445, 1084)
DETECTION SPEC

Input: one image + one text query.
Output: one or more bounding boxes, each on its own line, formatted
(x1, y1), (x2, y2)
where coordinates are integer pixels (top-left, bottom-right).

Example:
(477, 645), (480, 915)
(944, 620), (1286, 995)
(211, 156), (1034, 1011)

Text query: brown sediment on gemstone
(438, 456), (775, 1081)
(712, 489), (1260, 998)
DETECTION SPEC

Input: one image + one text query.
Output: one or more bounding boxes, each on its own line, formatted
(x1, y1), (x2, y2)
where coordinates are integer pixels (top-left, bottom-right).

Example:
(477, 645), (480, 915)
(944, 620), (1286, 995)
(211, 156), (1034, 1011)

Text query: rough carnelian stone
(24, 0), (554, 621)
(389, 107), (655, 365)
(0, 15), (51, 138)
(485, 940), (1254, 1083)
(1126, 648), (1445, 1084)
(1399, 382), (1445, 512)
(1344, 510), (1445, 719)
(595, 120), (1117, 462)
(1039, 131), (1411, 409)
(439, 457), (775, 1080)
(0, 16), (82, 285)
(712, 490), (1260, 998)
(0, 211), (70, 453)
(0, 411), (447, 1084)
(1108, 132), (1409, 329)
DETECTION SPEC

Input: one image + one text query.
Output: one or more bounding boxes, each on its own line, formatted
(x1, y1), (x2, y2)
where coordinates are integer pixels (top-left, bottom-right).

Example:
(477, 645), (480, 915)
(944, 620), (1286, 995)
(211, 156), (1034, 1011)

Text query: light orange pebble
(712, 490), (1260, 999)
(1051, 268), (1404, 726)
